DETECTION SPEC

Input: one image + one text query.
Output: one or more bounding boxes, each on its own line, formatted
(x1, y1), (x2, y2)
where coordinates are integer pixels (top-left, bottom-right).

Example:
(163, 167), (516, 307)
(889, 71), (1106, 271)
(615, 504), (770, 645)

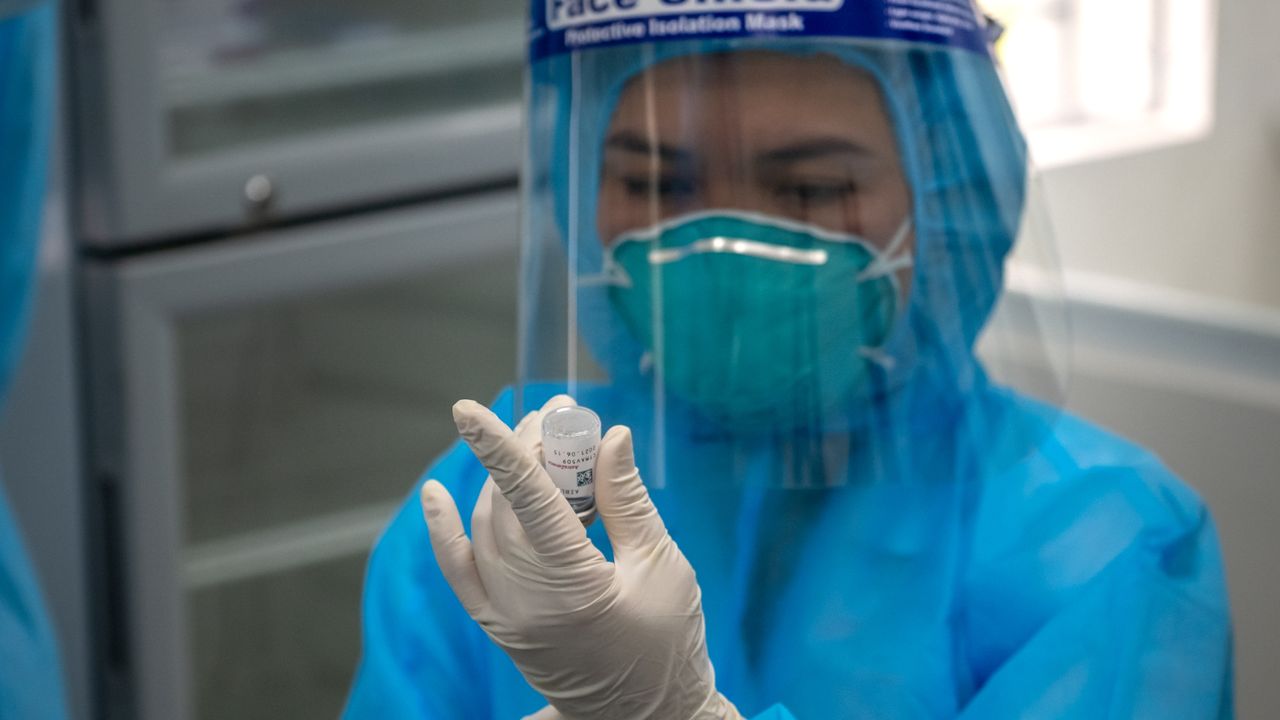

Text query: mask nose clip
(647, 236), (830, 266)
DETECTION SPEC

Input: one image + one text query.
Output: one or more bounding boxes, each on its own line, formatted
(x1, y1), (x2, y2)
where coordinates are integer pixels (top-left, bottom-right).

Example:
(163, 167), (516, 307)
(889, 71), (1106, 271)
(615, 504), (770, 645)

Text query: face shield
(519, 2), (1067, 489)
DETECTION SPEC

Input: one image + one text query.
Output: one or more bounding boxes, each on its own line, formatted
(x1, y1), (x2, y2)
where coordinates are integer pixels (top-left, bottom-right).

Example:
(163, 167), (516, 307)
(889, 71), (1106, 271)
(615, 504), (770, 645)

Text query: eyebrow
(756, 138), (877, 165)
(605, 132), (876, 167)
(604, 131), (694, 163)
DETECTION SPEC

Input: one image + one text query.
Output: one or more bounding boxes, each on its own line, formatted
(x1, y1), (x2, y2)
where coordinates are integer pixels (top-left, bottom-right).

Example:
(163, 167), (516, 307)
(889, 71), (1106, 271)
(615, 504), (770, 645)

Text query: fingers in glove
(453, 399), (585, 556)
(420, 480), (489, 616)
(595, 425), (669, 553)
(469, 477), (496, 560)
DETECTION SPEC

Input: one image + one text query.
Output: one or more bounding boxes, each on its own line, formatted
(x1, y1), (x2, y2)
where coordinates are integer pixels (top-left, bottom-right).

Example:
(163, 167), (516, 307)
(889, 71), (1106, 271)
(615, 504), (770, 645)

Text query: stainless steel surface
(178, 262), (514, 544)
(242, 174), (275, 217)
(82, 191), (520, 719)
(69, 0), (524, 245)
(188, 553), (367, 720)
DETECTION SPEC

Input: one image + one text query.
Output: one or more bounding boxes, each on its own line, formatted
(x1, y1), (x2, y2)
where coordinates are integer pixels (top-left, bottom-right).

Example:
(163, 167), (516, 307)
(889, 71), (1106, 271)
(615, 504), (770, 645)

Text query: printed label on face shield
(547, 0), (843, 31)
(530, 0), (993, 60)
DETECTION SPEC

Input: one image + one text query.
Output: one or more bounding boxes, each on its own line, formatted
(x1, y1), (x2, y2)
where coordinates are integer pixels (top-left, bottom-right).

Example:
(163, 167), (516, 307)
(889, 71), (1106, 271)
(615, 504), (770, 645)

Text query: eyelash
(621, 176), (696, 199)
(617, 176), (859, 205)
(773, 180), (858, 205)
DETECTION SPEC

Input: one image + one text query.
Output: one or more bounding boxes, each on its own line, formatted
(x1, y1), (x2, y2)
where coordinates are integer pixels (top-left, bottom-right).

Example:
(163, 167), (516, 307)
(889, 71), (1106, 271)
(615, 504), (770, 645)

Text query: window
(984, 0), (1217, 167)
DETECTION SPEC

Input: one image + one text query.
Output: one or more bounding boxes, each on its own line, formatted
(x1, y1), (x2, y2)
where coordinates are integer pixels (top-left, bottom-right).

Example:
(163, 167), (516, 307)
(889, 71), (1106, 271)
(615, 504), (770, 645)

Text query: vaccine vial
(541, 406), (600, 526)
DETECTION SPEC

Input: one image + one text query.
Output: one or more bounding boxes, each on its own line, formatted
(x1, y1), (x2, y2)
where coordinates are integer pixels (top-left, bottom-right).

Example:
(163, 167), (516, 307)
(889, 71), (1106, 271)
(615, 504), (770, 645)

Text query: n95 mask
(604, 211), (912, 433)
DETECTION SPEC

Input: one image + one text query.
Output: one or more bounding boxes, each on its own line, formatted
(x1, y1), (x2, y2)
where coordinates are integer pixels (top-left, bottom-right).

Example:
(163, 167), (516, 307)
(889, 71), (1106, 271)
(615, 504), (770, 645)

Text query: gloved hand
(420, 396), (741, 720)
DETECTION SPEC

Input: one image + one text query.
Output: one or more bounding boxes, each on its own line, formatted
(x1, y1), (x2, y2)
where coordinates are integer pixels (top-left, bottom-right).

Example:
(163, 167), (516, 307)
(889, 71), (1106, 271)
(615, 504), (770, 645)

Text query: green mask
(605, 211), (911, 433)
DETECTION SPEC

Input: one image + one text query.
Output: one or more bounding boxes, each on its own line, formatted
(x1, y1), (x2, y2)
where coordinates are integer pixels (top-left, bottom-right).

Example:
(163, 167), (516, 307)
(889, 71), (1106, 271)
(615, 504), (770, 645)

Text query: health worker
(0, 0), (71, 717)
(345, 2), (1233, 718)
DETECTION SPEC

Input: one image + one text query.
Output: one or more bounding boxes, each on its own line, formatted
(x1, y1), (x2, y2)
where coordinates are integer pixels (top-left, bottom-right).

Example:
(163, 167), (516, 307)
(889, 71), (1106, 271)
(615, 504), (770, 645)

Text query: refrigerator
(64, 1), (527, 717)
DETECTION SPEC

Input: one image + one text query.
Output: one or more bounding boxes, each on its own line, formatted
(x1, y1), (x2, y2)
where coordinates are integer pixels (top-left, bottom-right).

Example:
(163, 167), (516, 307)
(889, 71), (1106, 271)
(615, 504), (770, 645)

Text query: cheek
(596, 181), (704, 244)
(896, 264), (915, 305)
(794, 208), (845, 236)
(596, 183), (636, 246)
(848, 179), (913, 247)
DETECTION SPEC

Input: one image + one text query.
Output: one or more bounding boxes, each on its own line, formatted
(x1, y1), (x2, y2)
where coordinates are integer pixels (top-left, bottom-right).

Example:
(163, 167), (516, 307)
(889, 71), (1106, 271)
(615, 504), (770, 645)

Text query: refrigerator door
(70, 0), (524, 246)
(82, 190), (519, 719)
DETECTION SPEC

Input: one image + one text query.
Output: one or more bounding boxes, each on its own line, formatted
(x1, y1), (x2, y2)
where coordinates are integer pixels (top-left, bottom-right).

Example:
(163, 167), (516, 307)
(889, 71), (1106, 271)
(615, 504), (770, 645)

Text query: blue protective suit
(0, 2), (69, 718)
(346, 386), (1231, 718)
(346, 27), (1232, 720)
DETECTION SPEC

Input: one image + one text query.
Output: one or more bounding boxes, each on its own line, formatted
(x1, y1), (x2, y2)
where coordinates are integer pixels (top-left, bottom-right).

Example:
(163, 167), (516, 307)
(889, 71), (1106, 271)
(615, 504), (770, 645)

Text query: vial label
(544, 438), (597, 513)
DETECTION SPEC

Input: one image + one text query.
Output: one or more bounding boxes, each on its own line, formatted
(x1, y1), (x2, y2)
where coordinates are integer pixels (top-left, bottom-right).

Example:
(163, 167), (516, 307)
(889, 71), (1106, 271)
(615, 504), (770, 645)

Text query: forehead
(608, 50), (898, 145)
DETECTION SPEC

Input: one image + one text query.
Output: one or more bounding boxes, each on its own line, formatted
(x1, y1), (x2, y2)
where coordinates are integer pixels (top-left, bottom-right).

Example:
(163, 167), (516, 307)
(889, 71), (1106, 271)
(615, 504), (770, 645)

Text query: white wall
(1042, 0), (1280, 309)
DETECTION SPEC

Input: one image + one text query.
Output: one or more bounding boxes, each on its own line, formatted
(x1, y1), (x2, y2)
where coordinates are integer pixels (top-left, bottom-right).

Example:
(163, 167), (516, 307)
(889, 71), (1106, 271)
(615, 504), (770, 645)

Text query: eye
(773, 179), (858, 205)
(621, 175), (697, 200)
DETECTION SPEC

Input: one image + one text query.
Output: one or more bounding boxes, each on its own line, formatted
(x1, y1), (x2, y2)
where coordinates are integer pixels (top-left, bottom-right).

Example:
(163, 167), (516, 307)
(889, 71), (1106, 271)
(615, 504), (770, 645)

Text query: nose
(701, 178), (738, 210)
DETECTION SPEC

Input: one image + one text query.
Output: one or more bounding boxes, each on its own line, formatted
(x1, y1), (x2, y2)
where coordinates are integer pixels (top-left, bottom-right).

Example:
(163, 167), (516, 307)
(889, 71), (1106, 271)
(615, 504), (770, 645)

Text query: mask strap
(882, 217), (914, 259)
(581, 249), (633, 288)
(856, 217), (914, 368)
(856, 218), (914, 282)
(579, 268), (630, 288)
(858, 346), (897, 371)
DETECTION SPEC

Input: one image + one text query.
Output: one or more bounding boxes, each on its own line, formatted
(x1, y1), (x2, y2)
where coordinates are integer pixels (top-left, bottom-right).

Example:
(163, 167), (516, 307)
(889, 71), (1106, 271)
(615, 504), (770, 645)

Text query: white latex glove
(420, 397), (741, 720)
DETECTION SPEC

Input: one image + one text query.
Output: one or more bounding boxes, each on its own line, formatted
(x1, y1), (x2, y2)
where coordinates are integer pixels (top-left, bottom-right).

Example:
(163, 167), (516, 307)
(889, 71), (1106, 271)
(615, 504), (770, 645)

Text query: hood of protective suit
(535, 37), (1027, 429)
